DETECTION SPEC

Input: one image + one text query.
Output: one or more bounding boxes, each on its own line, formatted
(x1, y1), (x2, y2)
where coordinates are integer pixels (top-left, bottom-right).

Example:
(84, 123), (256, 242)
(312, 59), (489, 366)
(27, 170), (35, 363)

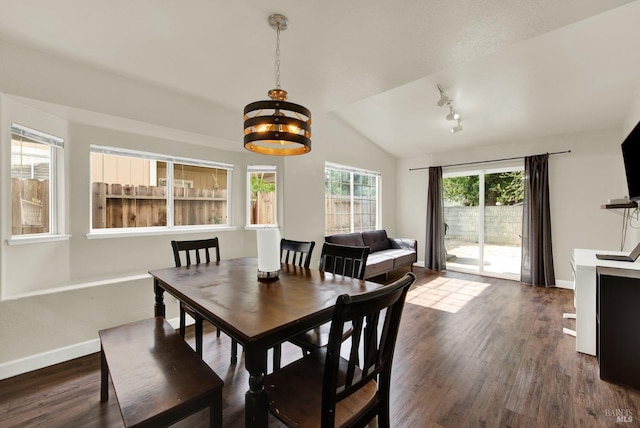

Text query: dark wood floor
(1, 268), (639, 427)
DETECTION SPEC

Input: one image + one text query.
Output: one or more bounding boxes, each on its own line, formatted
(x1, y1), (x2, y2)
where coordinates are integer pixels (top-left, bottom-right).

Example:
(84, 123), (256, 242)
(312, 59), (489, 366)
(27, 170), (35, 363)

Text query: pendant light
(243, 14), (312, 156)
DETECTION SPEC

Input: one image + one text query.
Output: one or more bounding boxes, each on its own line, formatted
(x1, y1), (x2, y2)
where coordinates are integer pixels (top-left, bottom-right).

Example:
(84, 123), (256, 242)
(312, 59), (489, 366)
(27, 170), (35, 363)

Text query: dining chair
(171, 238), (240, 364)
(272, 238), (317, 370)
(319, 242), (370, 280)
(280, 238), (316, 268)
(264, 271), (416, 428)
(287, 243), (370, 357)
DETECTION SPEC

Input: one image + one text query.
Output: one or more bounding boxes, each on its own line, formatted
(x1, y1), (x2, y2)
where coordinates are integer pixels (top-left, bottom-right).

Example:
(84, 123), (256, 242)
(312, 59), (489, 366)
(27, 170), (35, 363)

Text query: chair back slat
(362, 311), (381, 374)
(321, 272), (416, 426)
(319, 242), (370, 280)
(171, 238), (220, 267)
(344, 316), (364, 388)
(280, 239), (315, 268)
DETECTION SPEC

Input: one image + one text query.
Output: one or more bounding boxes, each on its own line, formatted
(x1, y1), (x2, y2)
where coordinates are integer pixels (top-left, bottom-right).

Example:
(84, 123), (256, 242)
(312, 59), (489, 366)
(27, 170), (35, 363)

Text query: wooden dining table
(149, 257), (380, 428)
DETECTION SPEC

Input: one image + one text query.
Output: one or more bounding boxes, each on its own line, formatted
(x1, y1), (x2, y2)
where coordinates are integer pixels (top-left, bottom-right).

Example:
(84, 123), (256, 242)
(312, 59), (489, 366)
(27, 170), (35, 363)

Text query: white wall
(0, 40), (397, 378)
(282, 115), (397, 268)
(622, 81), (640, 249)
(397, 128), (628, 284)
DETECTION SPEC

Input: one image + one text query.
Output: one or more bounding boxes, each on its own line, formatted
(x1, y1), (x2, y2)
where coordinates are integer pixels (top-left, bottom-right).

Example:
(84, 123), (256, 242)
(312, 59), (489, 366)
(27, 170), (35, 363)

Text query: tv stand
(596, 266), (640, 389)
(568, 249), (640, 356)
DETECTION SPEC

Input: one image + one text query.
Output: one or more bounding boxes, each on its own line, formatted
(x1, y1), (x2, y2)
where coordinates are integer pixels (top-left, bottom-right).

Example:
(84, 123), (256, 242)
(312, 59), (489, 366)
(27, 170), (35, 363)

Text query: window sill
(86, 226), (237, 239)
(244, 225), (280, 231)
(5, 234), (71, 246)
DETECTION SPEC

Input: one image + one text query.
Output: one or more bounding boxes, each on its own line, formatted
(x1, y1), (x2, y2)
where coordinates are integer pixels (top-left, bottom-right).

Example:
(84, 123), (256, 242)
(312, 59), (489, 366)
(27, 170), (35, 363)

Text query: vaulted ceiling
(1, 0), (639, 158)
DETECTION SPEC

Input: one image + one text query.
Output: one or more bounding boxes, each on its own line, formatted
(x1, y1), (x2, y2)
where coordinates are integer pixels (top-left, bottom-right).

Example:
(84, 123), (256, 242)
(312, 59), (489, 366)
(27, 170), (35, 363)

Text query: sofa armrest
(389, 238), (417, 252)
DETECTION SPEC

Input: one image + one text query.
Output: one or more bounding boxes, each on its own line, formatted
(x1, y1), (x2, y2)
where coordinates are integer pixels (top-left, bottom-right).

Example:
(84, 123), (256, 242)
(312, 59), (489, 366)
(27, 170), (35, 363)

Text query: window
(11, 124), (63, 237)
(325, 163), (380, 235)
(90, 146), (232, 231)
(247, 165), (277, 226)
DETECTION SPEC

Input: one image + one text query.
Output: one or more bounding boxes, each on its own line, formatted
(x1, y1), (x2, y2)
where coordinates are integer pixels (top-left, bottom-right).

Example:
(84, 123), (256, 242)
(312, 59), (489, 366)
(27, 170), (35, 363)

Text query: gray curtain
(425, 166), (446, 270)
(521, 154), (555, 286)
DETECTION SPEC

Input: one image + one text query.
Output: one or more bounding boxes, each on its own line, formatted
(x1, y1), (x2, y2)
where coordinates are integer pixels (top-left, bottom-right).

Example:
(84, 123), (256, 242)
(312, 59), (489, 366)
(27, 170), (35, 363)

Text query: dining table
(149, 257), (380, 428)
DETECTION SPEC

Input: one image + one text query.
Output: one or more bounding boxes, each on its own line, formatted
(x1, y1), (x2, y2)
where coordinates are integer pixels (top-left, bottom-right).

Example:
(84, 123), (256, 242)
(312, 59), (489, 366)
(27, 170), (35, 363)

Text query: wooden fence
(11, 178), (49, 235)
(92, 182), (227, 229)
(324, 197), (377, 234)
(250, 192), (275, 224)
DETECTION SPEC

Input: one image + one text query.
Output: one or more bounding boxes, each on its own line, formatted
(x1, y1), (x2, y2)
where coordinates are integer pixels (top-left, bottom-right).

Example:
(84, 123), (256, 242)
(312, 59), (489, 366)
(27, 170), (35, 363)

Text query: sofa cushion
(364, 252), (395, 279)
(362, 230), (390, 253)
(325, 232), (365, 247)
(378, 249), (417, 270)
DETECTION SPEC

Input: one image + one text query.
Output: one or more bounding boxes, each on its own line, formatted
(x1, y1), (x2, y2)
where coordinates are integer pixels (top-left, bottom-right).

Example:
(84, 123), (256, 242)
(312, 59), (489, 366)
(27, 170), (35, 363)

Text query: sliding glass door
(443, 166), (523, 280)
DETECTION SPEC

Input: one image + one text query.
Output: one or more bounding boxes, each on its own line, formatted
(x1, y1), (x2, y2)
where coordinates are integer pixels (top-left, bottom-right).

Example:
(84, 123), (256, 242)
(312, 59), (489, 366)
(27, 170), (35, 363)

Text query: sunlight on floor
(406, 276), (491, 313)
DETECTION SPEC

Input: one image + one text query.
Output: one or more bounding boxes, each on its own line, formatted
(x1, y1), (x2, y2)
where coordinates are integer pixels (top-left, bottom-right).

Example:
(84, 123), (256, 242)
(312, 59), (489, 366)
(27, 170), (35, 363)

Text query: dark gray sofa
(325, 230), (417, 279)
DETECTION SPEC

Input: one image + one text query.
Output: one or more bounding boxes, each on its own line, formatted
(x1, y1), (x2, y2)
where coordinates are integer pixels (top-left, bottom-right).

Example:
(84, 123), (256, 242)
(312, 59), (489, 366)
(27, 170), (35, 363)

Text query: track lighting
(437, 84), (463, 133)
(445, 102), (460, 121)
(436, 84), (450, 107)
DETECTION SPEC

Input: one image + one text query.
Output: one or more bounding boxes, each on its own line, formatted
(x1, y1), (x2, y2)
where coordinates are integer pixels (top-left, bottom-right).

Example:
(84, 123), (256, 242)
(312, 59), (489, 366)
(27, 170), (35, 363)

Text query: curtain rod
(408, 150), (571, 171)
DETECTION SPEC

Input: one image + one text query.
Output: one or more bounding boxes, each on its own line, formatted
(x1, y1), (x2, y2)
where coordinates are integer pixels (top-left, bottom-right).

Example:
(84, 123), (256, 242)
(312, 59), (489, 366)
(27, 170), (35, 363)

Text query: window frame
(442, 163), (524, 281)
(9, 123), (64, 240)
(246, 165), (278, 228)
(88, 145), (234, 237)
(324, 162), (381, 236)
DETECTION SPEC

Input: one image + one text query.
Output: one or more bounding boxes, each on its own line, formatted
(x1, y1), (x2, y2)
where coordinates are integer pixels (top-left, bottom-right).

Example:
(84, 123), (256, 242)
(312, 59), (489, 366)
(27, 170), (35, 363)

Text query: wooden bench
(99, 317), (224, 428)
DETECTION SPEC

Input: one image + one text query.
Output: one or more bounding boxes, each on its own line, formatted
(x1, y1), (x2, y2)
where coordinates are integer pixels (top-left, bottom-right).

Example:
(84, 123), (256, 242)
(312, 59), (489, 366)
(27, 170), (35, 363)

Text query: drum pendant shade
(243, 14), (312, 156)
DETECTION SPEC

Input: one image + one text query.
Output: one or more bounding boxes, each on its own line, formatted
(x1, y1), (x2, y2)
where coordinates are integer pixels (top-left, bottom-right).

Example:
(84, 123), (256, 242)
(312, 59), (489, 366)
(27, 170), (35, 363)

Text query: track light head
(437, 94), (449, 107)
(445, 103), (460, 121)
(436, 84), (450, 107)
(451, 119), (463, 133)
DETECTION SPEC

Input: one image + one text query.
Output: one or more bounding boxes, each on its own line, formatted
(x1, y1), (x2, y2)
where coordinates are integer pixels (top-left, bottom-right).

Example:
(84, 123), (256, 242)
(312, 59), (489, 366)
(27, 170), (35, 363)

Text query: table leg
(154, 281), (166, 318)
(272, 344), (281, 371)
(195, 317), (203, 357)
(100, 344), (108, 402)
(244, 347), (268, 428)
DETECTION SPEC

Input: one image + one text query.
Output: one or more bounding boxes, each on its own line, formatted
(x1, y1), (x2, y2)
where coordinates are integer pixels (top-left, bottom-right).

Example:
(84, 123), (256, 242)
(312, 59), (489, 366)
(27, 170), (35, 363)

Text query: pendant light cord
(274, 25), (281, 90)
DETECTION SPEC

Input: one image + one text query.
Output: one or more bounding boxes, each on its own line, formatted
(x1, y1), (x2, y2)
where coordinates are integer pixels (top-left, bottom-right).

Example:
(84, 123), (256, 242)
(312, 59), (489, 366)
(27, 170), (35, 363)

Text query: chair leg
(216, 326), (221, 338)
(230, 339), (238, 365)
(378, 400), (390, 428)
(179, 306), (186, 337)
(210, 387), (223, 428)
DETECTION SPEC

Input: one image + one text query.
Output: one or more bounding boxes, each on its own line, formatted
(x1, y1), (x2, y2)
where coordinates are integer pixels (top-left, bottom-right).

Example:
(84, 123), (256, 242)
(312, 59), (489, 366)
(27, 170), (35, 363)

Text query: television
(622, 120), (640, 201)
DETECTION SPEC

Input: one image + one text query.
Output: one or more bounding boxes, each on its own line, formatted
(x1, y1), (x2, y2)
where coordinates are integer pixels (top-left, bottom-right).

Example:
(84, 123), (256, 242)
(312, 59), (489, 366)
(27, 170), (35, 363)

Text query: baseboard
(0, 339), (100, 381)
(555, 279), (574, 290)
(0, 316), (183, 381)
